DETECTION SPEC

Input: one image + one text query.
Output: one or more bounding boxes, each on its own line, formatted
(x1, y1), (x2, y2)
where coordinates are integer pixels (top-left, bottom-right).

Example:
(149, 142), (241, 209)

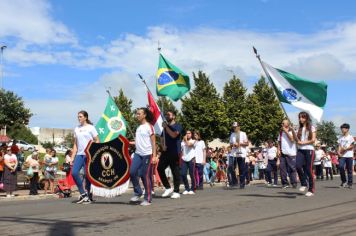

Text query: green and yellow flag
(156, 53), (190, 101)
(95, 96), (127, 142)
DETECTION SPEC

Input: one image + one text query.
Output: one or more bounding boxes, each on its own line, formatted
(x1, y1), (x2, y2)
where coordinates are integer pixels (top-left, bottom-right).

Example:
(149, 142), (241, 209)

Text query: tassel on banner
(91, 180), (130, 198)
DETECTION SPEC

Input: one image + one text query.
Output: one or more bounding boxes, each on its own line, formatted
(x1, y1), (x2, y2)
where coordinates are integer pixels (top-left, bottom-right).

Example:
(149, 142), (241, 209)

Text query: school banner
(85, 135), (131, 197)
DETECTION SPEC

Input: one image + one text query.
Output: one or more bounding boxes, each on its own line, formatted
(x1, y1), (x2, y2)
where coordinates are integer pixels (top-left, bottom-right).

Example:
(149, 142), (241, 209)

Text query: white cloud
(3, 0), (356, 129)
(0, 0), (76, 45)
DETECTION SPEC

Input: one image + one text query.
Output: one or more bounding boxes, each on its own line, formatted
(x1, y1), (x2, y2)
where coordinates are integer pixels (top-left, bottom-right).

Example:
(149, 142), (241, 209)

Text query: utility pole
(0, 44), (7, 90)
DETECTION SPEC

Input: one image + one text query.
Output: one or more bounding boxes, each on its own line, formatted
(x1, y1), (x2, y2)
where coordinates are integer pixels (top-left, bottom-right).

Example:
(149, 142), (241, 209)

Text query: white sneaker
(305, 191), (314, 197)
(182, 190), (189, 195)
(272, 184), (278, 187)
(140, 200), (151, 206)
(161, 188), (173, 198)
(299, 186), (307, 192)
(6, 194), (11, 198)
(170, 192), (180, 199)
(188, 191), (195, 195)
(130, 196), (141, 202)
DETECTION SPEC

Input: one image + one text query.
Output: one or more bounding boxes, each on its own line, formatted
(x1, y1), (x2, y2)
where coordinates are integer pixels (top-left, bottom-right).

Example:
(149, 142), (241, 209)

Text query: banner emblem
(85, 135), (131, 189)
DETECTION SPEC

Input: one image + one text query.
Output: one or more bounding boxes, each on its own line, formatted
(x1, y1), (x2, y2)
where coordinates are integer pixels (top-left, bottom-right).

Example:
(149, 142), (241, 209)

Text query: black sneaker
(340, 182), (347, 188)
(81, 196), (92, 204)
(75, 194), (87, 204)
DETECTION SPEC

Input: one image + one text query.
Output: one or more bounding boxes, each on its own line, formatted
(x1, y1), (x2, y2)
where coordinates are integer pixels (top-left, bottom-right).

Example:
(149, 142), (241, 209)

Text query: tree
(113, 89), (136, 140)
(7, 124), (38, 144)
(243, 77), (284, 145)
(316, 121), (338, 147)
(64, 133), (74, 148)
(0, 89), (32, 129)
(222, 75), (247, 130)
(181, 71), (229, 141)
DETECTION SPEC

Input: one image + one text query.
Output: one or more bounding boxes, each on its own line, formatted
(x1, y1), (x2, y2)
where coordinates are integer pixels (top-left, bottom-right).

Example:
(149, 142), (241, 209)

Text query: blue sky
(1, 0), (355, 134)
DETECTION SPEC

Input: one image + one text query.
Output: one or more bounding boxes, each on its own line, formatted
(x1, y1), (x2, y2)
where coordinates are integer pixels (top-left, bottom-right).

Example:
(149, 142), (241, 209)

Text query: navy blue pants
(236, 157), (246, 187)
(296, 149), (315, 192)
(181, 160), (196, 191)
(195, 163), (204, 188)
(266, 159), (278, 185)
(339, 157), (353, 185)
(227, 155), (238, 186)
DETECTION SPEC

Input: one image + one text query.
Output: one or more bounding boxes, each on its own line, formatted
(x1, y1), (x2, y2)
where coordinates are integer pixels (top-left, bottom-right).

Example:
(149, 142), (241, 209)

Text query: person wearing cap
(229, 122), (249, 189)
(3, 147), (18, 197)
(314, 143), (326, 180)
(24, 151), (40, 195)
(337, 123), (354, 188)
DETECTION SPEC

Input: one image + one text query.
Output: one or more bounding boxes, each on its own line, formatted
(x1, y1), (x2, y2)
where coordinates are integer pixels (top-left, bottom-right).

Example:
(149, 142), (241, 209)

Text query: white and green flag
(262, 61), (327, 122)
(96, 96), (127, 142)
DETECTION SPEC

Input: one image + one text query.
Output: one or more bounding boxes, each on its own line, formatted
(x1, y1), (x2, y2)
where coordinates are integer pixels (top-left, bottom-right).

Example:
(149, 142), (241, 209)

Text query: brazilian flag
(95, 96), (127, 142)
(156, 53), (190, 101)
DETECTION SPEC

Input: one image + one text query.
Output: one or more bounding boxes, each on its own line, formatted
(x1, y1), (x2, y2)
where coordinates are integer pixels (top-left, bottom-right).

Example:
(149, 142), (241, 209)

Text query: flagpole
(105, 89), (135, 139)
(253, 47), (291, 122)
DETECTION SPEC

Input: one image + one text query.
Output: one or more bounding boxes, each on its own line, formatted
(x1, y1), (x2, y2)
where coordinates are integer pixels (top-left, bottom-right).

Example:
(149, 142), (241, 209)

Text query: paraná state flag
(262, 61), (327, 122)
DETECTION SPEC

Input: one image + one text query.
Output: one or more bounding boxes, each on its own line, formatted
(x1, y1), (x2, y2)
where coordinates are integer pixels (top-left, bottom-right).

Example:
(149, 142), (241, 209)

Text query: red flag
(147, 91), (163, 135)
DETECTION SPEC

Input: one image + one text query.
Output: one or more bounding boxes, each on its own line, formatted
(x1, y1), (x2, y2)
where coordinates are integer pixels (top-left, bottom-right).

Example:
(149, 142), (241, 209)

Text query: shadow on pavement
(0, 217), (107, 236)
(178, 199), (356, 236)
(277, 191), (305, 196)
(237, 193), (297, 199)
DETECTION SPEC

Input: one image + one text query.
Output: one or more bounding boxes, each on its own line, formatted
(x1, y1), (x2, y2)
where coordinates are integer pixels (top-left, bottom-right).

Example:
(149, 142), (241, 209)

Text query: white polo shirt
(267, 146), (277, 160)
(338, 134), (354, 158)
(194, 140), (206, 164)
(135, 123), (154, 156)
(229, 131), (248, 158)
(298, 126), (316, 150)
(278, 130), (297, 156)
(181, 139), (196, 162)
(74, 124), (98, 155)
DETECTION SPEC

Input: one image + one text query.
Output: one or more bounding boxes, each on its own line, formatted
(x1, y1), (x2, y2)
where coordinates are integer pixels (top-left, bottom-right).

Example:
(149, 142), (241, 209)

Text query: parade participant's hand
(282, 127), (289, 133)
(162, 121), (168, 129)
(162, 145), (167, 152)
(277, 150), (281, 157)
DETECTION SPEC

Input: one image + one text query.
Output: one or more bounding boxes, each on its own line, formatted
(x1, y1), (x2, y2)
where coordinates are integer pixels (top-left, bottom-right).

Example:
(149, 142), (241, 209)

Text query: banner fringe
(91, 180), (130, 198)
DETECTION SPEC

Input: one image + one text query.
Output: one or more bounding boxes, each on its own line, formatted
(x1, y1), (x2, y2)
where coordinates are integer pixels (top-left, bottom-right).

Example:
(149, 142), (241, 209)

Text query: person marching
(181, 130), (196, 195)
(337, 123), (354, 188)
(229, 122), (249, 189)
(314, 143), (326, 180)
(194, 131), (206, 190)
(296, 112), (316, 197)
(129, 108), (156, 206)
(157, 110), (183, 199)
(265, 140), (278, 187)
(71, 110), (99, 204)
(278, 119), (298, 189)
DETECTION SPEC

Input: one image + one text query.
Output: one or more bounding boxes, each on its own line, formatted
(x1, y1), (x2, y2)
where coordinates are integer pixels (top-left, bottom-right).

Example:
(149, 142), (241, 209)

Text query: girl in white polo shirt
(71, 110), (99, 204)
(296, 112), (316, 197)
(129, 108), (156, 206)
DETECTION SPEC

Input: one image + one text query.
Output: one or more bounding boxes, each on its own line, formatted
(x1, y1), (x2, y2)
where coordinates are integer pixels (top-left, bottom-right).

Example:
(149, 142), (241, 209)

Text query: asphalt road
(0, 177), (355, 236)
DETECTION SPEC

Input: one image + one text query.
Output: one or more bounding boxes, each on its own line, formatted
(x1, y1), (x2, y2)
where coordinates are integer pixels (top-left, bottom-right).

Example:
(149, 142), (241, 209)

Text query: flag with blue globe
(156, 53), (190, 101)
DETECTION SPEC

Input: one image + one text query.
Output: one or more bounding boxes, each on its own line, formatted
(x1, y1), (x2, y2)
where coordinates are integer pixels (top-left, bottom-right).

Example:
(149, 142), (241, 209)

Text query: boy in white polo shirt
(337, 123), (354, 188)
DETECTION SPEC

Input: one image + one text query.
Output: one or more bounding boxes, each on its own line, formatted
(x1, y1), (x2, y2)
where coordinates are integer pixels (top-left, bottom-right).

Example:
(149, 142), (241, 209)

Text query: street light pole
(0, 45), (7, 90)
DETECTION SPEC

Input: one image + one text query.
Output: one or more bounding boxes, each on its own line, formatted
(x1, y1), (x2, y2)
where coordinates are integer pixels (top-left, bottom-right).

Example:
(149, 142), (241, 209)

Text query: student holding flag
(157, 110), (183, 199)
(296, 112), (317, 197)
(129, 108), (156, 206)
